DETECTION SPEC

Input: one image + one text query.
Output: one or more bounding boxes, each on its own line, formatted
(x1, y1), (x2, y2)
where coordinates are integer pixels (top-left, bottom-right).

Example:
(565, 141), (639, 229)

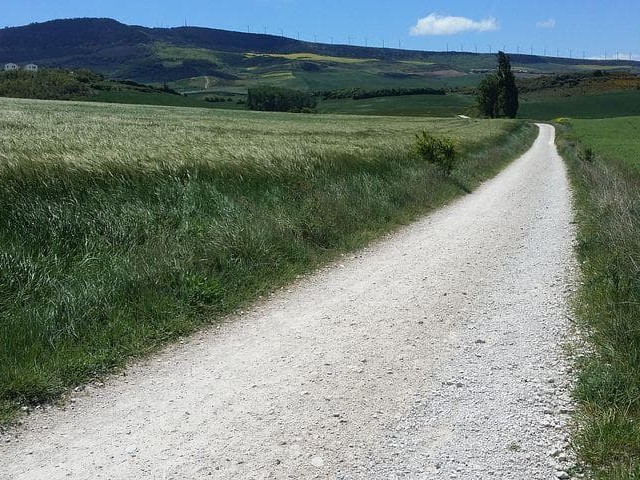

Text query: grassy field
(0, 98), (536, 423)
(318, 84), (640, 120)
(154, 42), (222, 64)
(570, 117), (640, 171)
(519, 91), (640, 120)
(556, 117), (640, 478)
(232, 70), (466, 92)
(318, 93), (474, 117)
(315, 89), (640, 120)
(245, 52), (376, 64)
(86, 89), (220, 108)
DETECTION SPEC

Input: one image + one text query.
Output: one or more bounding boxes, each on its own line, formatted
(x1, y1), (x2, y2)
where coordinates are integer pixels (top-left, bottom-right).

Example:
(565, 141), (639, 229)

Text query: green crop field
(556, 117), (640, 478)
(519, 91), (640, 120)
(318, 93), (474, 117)
(570, 116), (640, 171)
(0, 97), (536, 423)
(86, 89), (222, 108)
(246, 70), (440, 92)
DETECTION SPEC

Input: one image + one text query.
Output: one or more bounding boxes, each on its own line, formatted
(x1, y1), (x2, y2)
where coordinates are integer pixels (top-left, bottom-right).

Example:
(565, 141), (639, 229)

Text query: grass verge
(0, 98), (536, 425)
(556, 118), (640, 479)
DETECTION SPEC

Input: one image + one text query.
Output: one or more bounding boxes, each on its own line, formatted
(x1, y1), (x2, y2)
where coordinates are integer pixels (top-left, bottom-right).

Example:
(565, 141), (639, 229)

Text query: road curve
(1, 124), (576, 479)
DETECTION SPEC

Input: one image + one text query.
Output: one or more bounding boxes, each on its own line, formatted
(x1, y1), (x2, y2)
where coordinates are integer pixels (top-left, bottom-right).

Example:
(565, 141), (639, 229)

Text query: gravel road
(1, 123), (577, 479)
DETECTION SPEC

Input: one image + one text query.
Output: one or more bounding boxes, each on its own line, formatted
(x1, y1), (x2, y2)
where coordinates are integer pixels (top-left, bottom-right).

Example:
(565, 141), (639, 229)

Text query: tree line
(0, 68), (183, 101)
(319, 86), (446, 101)
(246, 86), (317, 113)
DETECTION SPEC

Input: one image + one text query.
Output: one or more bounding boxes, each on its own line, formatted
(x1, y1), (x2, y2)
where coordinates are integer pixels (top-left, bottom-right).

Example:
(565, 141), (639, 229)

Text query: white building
(3, 63), (18, 71)
(24, 64), (38, 72)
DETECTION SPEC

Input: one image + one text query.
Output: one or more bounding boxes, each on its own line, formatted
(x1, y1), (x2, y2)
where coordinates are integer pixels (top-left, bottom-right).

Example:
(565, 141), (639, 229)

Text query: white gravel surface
(1, 123), (577, 479)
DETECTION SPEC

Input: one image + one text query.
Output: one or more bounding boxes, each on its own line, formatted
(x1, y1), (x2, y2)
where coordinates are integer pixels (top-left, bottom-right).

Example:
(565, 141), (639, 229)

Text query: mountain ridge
(2, 18), (638, 87)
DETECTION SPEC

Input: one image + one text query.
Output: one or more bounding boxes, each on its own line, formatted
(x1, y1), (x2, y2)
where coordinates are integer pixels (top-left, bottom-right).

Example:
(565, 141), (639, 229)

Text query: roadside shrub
(580, 146), (594, 162)
(413, 132), (457, 175)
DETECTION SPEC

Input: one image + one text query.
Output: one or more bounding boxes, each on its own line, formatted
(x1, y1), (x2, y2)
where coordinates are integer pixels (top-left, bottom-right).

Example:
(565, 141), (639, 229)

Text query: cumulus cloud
(410, 13), (499, 36)
(536, 18), (556, 29)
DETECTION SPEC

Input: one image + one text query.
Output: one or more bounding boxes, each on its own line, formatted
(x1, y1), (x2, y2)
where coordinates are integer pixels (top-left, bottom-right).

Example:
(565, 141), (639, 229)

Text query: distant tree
(497, 51), (519, 118)
(246, 86), (316, 113)
(476, 52), (519, 118)
(319, 86), (445, 101)
(477, 74), (499, 118)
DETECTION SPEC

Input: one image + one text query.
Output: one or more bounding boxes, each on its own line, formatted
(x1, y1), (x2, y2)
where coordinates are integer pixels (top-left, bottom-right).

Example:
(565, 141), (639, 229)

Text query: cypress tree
(496, 51), (519, 118)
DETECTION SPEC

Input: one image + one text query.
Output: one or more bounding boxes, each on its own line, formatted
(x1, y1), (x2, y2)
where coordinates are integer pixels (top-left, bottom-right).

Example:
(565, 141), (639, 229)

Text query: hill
(0, 68), (231, 108)
(1, 18), (639, 94)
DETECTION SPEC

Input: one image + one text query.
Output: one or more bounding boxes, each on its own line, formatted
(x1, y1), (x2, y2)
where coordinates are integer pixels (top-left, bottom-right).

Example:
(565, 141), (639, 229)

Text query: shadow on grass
(450, 176), (472, 194)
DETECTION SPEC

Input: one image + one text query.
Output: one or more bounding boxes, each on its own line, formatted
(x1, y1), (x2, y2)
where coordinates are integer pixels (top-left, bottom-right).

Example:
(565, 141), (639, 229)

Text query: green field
(86, 89), (221, 108)
(570, 116), (640, 171)
(315, 90), (640, 119)
(557, 117), (640, 478)
(318, 93), (474, 117)
(0, 98), (536, 423)
(254, 70), (481, 91)
(519, 91), (640, 120)
(316, 87), (640, 120)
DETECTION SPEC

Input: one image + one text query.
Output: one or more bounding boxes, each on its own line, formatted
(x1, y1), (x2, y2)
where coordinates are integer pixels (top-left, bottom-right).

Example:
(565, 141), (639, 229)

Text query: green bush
(412, 132), (457, 175)
(580, 146), (594, 162)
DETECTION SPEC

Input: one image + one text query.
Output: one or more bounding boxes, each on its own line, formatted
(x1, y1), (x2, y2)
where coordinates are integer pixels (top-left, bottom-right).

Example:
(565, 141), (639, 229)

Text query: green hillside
(2, 19), (639, 119)
(1, 18), (638, 95)
(0, 69), (222, 108)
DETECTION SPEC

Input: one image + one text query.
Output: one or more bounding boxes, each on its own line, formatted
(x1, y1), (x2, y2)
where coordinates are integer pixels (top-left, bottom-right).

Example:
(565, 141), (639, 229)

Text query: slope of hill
(2, 18), (638, 92)
(0, 68), (230, 108)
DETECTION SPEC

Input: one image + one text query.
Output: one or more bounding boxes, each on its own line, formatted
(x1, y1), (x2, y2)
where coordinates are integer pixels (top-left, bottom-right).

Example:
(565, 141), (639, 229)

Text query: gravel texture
(1, 124), (577, 479)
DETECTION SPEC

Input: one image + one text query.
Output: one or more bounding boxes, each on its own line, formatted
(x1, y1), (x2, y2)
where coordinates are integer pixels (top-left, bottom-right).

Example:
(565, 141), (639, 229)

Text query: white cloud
(410, 14), (499, 36)
(536, 19), (556, 29)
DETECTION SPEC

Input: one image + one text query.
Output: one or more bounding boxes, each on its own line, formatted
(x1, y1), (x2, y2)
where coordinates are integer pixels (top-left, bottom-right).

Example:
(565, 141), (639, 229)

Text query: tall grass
(556, 118), (640, 479)
(0, 97), (536, 423)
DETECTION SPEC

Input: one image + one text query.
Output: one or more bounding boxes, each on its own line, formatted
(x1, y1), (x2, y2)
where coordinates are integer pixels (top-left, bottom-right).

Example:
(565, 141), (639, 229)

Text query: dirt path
(1, 124), (577, 479)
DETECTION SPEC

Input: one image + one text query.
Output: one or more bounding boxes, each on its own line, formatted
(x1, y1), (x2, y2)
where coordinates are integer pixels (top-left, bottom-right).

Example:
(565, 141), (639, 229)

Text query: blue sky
(4, 0), (640, 60)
